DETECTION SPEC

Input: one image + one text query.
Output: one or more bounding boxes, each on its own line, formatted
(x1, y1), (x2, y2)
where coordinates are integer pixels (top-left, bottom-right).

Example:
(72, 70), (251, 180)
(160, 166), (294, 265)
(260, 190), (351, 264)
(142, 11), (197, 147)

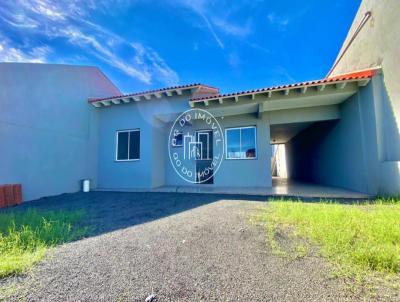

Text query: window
(225, 126), (257, 159)
(171, 131), (183, 147)
(116, 129), (140, 161)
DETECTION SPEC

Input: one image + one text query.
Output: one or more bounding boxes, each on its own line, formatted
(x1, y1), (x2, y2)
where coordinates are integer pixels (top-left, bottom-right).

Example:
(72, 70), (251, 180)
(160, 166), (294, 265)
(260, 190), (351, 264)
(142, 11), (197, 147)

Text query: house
(0, 0), (399, 201)
(89, 67), (392, 197)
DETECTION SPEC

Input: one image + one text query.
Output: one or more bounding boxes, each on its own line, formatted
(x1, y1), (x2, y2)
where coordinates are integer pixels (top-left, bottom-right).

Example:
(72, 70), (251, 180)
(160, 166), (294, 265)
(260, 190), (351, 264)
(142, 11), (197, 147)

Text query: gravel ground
(1, 192), (357, 301)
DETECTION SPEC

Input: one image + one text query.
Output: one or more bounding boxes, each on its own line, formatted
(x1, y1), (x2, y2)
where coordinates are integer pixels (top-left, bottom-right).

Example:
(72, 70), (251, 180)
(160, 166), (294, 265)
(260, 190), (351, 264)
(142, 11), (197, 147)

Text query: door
(195, 130), (213, 184)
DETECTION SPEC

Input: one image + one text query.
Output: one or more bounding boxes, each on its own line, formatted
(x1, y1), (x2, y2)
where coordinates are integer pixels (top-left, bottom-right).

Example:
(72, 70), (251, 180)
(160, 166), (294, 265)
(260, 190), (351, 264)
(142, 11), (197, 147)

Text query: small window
(116, 129), (140, 161)
(171, 130), (183, 147)
(226, 126), (257, 159)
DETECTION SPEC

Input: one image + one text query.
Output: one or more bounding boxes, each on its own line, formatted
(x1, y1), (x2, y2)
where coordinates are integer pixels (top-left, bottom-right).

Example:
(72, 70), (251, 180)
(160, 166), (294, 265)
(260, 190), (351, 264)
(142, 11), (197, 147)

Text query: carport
(190, 69), (377, 197)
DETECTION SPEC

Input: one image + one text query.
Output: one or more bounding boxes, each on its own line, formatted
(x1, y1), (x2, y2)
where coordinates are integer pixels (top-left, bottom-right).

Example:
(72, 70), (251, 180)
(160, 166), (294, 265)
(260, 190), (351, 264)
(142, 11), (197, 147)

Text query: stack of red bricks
(0, 184), (23, 208)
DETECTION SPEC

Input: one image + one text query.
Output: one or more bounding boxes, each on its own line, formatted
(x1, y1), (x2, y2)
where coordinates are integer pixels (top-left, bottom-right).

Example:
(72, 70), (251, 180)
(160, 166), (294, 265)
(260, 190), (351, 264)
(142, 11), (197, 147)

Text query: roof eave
(189, 75), (375, 108)
(89, 84), (219, 108)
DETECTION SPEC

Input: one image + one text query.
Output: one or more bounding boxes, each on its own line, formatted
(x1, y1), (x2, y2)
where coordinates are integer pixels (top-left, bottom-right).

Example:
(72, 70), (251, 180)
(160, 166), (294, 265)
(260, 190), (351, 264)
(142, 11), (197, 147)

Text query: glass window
(116, 130), (140, 161)
(196, 131), (213, 160)
(226, 128), (241, 159)
(172, 131), (183, 147)
(117, 131), (129, 160)
(241, 127), (256, 159)
(129, 130), (140, 160)
(226, 126), (257, 159)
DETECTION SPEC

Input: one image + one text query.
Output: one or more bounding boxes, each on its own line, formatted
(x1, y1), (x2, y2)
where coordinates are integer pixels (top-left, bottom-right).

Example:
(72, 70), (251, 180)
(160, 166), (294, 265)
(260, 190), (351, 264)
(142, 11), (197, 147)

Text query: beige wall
(330, 0), (400, 194)
(331, 0), (399, 125)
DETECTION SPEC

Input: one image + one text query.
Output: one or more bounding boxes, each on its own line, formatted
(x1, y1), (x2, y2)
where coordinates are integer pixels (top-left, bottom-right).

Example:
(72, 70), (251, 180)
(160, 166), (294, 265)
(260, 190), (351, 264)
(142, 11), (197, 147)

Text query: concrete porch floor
(97, 178), (370, 199)
(268, 177), (370, 199)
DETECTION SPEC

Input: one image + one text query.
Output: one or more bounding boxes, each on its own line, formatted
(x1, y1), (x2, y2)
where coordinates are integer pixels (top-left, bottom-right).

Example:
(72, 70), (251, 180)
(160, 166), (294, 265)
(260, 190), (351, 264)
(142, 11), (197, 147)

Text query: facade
(0, 0), (399, 201)
(91, 68), (391, 197)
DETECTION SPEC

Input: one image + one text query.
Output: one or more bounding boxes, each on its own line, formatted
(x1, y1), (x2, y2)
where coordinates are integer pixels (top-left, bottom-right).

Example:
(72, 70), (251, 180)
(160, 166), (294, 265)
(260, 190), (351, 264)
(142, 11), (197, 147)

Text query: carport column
(356, 78), (381, 195)
(259, 116), (272, 187)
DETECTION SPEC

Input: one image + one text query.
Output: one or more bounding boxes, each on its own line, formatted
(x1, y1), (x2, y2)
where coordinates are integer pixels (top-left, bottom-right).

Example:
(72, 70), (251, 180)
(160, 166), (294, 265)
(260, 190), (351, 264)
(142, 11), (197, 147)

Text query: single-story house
(1, 0), (399, 201)
(87, 67), (394, 196)
(0, 63), (398, 201)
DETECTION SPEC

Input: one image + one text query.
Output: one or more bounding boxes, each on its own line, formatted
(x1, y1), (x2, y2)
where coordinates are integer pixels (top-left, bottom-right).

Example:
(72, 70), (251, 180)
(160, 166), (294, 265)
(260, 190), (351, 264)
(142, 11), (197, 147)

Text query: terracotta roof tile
(89, 83), (219, 103)
(191, 68), (378, 102)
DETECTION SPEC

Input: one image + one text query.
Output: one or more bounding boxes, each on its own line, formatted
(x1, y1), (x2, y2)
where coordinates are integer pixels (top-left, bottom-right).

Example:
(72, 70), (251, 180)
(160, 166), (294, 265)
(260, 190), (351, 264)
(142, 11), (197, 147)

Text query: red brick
(0, 185), (5, 208)
(13, 184), (22, 205)
(4, 185), (15, 207)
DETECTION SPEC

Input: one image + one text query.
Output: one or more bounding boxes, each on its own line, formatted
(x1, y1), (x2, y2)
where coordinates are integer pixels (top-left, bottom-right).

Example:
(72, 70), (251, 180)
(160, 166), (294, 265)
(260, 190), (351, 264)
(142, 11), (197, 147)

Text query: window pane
(197, 131), (212, 160)
(241, 127), (256, 158)
(117, 132), (129, 160)
(226, 129), (241, 159)
(129, 130), (140, 160)
(173, 131), (183, 146)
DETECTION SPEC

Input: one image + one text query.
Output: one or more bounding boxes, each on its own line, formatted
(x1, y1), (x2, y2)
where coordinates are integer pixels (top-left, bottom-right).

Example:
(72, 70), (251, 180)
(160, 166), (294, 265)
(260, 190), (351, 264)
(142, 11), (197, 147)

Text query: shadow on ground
(3, 192), (266, 237)
(1, 191), (369, 239)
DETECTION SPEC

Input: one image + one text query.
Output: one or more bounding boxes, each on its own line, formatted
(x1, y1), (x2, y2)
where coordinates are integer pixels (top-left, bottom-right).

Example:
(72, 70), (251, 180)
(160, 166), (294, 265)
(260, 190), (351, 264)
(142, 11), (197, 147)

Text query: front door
(195, 130), (213, 184)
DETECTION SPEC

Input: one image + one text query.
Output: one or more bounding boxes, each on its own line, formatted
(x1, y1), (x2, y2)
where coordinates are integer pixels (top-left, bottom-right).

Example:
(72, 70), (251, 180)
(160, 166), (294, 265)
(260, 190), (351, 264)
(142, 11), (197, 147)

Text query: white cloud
(201, 14), (225, 49)
(176, 0), (223, 49)
(0, 40), (51, 63)
(176, 0), (253, 49)
(212, 17), (252, 38)
(60, 27), (153, 83)
(0, 12), (39, 28)
(267, 13), (289, 30)
(145, 49), (179, 86)
(0, 0), (179, 86)
(18, 0), (66, 20)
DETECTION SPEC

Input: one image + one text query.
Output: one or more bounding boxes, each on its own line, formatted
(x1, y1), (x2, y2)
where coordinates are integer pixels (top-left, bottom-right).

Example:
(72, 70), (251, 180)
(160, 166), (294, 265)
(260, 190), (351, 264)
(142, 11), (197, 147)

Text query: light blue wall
(97, 102), (153, 189)
(96, 98), (273, 189)
(286, 85), (373, 193)
(0, 63), (120, 201)
(285, 75), (399, 195)
(151, 117), (166, 187)
(161, 114), (272, 187)
(96, 94), (192, 189)
(372, 75), (400, 194)
(214, 115), (271, 187)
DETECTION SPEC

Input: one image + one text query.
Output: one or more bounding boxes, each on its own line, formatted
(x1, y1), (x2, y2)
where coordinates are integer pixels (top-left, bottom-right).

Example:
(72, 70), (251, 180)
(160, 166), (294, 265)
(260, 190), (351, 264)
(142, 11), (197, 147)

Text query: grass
(0, 208), (88, 278)
(260, 197), (400, 279)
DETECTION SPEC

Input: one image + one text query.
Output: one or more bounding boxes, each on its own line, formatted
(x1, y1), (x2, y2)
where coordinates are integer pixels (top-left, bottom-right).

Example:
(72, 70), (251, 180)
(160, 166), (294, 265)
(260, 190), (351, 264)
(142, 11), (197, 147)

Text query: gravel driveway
(2, 192), (355, 301)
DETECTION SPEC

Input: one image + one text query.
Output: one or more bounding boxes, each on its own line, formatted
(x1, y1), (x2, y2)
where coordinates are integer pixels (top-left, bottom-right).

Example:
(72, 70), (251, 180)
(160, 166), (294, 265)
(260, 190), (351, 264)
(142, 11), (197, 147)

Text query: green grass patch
(0, 208), (88, 278)
(261, 198), (400, 277)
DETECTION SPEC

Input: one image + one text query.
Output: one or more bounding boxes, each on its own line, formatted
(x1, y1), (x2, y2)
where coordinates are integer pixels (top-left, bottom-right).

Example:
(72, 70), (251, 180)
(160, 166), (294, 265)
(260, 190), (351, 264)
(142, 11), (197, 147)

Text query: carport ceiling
(270, 122), (313, 144)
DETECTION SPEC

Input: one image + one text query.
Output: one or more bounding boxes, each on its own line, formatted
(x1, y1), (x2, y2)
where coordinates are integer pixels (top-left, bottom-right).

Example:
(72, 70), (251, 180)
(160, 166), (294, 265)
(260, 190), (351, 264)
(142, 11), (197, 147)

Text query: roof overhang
(189, 76), (374, 115)
(89, 83), (219, 108)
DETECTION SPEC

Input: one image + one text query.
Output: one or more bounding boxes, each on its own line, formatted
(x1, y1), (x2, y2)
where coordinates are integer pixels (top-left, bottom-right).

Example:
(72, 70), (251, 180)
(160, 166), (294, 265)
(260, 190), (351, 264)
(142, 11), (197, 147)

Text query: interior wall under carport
(285, 81), (379, 195)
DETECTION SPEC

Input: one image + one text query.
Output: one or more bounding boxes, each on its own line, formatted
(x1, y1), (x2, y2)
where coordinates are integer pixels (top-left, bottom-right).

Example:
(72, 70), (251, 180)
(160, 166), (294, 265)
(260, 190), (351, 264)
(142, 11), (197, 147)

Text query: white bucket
(82, 179), (90, 192)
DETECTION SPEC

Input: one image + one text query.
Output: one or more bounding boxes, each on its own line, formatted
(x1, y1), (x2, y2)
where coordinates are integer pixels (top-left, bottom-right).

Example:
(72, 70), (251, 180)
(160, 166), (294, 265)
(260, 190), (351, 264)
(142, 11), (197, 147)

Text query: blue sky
(0, 0), (361, 94)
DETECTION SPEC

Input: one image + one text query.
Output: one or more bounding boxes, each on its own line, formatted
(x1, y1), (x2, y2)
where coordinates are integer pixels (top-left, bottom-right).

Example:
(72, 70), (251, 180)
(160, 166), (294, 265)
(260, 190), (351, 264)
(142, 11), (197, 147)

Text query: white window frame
(225, 126), (257, 160)
(115, 129), (140, 161)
